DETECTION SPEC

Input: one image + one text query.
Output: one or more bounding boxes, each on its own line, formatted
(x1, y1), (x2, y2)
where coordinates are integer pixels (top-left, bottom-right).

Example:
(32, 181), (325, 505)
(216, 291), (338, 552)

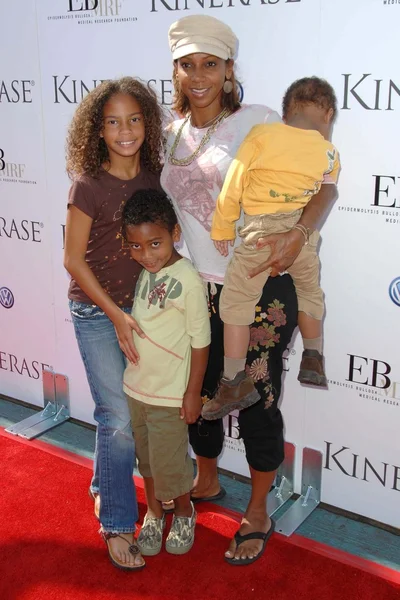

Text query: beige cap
(168, 15), (238, 61)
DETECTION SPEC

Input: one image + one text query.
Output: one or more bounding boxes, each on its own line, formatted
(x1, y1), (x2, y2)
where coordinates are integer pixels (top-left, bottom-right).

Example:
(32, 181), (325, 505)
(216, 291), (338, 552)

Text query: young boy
(122, 189), (210, 555)
(202, 77), (340, 421)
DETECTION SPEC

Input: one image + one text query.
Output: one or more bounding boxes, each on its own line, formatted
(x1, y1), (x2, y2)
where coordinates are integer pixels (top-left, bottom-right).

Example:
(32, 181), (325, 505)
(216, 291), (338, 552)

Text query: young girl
(64, 77), (163, 571)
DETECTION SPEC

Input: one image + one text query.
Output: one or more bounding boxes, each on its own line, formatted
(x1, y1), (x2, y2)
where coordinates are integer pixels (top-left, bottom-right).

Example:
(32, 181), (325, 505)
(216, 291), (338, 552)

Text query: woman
(161, 15), (337, 565)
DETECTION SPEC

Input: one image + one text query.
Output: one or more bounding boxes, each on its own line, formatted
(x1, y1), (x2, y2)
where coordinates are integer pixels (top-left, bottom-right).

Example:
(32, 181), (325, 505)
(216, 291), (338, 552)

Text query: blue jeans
(69, 300), (138, 533)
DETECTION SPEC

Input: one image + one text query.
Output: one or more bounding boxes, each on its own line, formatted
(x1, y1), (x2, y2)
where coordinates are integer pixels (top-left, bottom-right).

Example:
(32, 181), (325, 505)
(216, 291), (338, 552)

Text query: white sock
(223, 357), (246, 380)
(303, 337), (323, 354)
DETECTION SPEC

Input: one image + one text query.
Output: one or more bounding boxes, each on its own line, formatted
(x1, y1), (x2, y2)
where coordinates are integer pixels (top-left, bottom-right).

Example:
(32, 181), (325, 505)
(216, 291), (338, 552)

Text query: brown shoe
(298, 349), (328, 387)
(201, 371), (260, 421)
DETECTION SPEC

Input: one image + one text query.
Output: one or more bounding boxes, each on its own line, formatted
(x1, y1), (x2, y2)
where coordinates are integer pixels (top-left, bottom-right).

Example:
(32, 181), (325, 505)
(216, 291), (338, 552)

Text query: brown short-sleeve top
(67, 167), (162, 308)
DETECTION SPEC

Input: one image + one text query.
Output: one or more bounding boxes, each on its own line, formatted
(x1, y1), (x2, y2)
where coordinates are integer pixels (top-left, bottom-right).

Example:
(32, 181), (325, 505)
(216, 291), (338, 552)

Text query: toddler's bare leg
(298, 311), (322, 353)
(223, 324), (251, 379)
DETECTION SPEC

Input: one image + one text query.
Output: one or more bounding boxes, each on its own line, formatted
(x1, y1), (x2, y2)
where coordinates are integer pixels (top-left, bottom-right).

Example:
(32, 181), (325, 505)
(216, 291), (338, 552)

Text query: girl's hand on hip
(213, 239), (234, 257)
(113, 311), (144, 365)
(247, 229), (304, 279)
(180, 392), (202, 424)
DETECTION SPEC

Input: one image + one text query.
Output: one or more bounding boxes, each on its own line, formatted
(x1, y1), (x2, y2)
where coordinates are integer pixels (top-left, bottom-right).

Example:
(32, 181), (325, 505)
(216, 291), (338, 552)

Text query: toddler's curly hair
(66, 77), (162, 178)
(282, 76), (337, 121)
(121, 189), (178, 237)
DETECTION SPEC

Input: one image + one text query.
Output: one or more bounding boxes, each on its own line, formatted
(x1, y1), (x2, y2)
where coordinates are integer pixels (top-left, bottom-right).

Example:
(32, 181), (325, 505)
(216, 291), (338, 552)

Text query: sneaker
(298, 349), (328, 387)
(137, 513), (166, 556)
(165, 502), (197, 555)
(201, 371), (260, 421)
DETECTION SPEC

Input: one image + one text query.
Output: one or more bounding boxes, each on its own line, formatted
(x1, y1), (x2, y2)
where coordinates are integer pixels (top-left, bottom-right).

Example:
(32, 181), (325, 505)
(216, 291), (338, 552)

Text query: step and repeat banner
(1, 0), (399, 528)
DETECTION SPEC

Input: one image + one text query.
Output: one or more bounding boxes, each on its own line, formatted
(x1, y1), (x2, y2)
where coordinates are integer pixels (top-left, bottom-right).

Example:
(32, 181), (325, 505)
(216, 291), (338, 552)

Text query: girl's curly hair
(172, 60), (241, 116)
(66, 77), (162, 179)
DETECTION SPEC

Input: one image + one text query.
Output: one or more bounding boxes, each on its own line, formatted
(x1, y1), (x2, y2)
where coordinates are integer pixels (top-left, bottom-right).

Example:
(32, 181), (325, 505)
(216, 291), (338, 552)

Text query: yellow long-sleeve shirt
(211, 122), (340, 240)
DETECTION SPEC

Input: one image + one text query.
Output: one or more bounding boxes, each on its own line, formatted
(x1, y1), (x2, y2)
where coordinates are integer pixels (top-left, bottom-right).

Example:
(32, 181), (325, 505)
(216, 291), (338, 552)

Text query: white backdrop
(1, 0), (399, 528)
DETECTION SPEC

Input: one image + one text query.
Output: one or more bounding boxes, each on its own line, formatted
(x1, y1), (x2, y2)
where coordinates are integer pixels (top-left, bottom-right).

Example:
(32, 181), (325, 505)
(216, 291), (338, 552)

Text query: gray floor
(1, 397), (399, 571)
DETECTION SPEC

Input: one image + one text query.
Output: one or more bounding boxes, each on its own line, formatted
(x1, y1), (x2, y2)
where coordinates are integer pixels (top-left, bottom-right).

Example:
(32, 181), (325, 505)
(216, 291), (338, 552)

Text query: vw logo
(389, 277), (400, 307)
(0, 287), (14, 309)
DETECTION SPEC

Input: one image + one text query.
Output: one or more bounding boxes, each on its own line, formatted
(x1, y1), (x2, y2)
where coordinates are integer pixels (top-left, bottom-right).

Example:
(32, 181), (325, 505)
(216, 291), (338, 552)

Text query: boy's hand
(213, 239), (234, 257)
(180, 391), (202, 425)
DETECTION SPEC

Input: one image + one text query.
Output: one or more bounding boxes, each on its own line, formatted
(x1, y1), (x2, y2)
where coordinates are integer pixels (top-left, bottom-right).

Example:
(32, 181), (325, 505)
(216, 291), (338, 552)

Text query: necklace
(190, 108), (226, 129)
(168, 107), (230, 167)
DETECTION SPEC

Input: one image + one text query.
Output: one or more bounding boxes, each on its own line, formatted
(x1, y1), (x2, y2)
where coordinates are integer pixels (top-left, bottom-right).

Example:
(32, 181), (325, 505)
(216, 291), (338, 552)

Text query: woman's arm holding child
(249, 182), (338, 278)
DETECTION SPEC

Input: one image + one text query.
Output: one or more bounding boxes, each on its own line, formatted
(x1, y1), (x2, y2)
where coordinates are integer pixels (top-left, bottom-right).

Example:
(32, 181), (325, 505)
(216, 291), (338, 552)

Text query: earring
(223, 79), (233, 94)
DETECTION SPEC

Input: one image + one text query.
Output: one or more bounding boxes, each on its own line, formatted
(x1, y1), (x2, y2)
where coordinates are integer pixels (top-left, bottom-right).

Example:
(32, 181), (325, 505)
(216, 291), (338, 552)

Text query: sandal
(161, 487), (227, 513)
(191, 487), (226, 504)
(88, 488), (100, 521)
(225, 519), (275, 566)
(100, 530), (146, 571)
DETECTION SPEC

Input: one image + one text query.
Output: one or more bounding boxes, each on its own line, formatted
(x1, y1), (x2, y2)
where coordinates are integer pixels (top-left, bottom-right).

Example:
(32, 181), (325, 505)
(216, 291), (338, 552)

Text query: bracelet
(293, 224), (310, 245)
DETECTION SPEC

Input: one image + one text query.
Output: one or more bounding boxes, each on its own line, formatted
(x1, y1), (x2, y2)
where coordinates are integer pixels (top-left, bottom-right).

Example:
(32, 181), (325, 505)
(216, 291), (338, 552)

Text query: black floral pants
(188, 274), (298, 472)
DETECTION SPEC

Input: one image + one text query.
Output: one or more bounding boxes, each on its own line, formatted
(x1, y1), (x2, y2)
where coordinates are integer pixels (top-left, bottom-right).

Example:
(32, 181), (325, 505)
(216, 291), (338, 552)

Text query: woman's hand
(180, 391), (202, 424)
(248, 229), (305, 279)
(213, 239), (234, 257)
(113, 310), (144, 365)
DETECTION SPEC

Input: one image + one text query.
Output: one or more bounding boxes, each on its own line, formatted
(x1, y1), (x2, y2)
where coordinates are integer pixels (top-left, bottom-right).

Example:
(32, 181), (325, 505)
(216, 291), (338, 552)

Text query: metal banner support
(268, 442), (295, 516)
(6, 369), (70, 440)
(275, 447), (322, 537)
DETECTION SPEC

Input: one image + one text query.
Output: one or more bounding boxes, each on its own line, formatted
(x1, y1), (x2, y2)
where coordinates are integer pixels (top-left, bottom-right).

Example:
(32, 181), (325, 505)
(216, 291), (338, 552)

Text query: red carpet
(0, 429), (399, 600)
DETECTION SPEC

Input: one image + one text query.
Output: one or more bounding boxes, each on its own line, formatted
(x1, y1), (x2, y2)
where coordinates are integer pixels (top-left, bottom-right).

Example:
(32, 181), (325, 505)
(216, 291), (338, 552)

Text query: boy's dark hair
(282, 76), (337, 121)
(121, 189), (178, 237)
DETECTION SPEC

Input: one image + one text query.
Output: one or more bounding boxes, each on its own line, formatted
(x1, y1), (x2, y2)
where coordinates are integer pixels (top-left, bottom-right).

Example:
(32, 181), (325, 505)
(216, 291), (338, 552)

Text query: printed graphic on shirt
(164, 162), (223, 232)
(137, 272), (183, 309)
(323, 149), (337, 184)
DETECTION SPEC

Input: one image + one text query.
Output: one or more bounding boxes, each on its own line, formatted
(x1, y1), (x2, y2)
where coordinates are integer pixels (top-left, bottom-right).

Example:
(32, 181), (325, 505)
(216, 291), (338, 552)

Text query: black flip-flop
(191, 486), (227, 504)
(224, 519), (275, 566)
(161, 487), (227, 513)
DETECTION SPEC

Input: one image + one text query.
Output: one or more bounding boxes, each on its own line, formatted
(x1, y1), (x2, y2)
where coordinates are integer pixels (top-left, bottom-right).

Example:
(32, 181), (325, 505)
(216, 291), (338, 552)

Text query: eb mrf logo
(347, 354), (391, 389)
(389, 278), (400, 307)
(68, 0), (120, 10)
(0, 287), (14, 309)
(346, 354), (399, 406)
(68, 0), (98, 8)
